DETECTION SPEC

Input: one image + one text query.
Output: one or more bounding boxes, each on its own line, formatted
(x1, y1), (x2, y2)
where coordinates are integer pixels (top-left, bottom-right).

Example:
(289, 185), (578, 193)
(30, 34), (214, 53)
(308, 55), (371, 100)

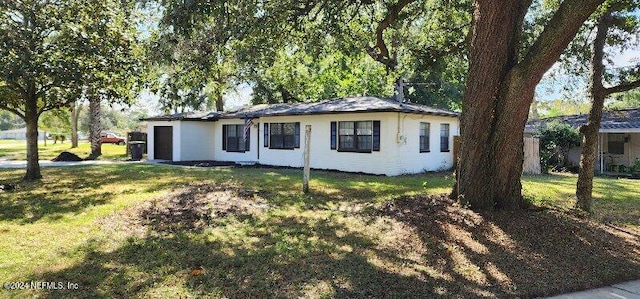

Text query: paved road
(547, 280), (640, 299)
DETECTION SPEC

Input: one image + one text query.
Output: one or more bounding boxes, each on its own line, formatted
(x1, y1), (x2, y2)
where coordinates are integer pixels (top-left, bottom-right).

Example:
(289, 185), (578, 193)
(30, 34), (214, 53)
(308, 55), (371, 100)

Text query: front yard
(0, 165), (638, 298)
(0, 140), (129, 160)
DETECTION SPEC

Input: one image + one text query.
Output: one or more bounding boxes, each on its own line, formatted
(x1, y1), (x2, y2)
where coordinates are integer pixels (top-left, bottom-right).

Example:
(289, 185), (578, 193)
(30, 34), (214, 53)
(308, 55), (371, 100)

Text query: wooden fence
(523, 137), (541, 174)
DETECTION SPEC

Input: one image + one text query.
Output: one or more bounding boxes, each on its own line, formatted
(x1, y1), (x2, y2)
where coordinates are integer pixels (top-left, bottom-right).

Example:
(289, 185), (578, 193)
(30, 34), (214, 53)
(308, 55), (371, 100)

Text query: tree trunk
(88, 89), (102, 159)
(70, 101), (81, 148)
(454, 0), (532, 209)
(574, 11), (640, 212)
(453, 0), (603, 210)
(575, 15), (609, 212)
(24, 91), (42, 181)
(215, 90), (224, 112)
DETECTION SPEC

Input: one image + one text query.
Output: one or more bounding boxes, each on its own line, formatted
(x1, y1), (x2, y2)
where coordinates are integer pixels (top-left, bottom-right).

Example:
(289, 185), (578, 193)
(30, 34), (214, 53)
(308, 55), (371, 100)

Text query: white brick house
(145, 97), (459, 176)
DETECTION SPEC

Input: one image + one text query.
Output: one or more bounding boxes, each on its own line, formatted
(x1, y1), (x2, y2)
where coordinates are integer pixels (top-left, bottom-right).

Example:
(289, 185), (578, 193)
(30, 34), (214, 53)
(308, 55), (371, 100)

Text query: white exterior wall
(179, 122), (216, 161)
(146, 121), (181, 161)
(257, 113), (397, 175)
(391, 114), (459, 174)
(214, 119), (259, 162)
(146, 112), (459, 176)
(256, 112), (458, 176)
(630, 133), (640, 166)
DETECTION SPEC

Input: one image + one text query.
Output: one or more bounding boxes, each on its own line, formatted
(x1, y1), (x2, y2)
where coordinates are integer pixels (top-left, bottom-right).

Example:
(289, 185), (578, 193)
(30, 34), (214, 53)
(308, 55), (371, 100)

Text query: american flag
(243, 117), (254, 142)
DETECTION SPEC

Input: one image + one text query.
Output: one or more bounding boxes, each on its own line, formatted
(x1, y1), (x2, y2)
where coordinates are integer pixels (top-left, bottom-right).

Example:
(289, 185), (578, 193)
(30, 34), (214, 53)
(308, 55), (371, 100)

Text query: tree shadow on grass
(31, 217), (473, 298)
(28, 185), (493, 298)
(17, 172), (640, 298)
(380, 195), (640, 297)
(0, 191), (113, 223)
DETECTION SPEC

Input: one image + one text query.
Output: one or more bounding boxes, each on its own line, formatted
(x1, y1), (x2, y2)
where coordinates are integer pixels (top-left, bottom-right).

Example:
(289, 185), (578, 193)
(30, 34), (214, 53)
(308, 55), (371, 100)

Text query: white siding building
(145, 97), (459, 176)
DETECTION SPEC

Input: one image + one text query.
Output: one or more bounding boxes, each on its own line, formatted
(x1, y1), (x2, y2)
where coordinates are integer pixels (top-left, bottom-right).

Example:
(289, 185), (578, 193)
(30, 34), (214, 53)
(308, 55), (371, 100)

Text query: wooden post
(126, 132), (130, 155)
(303, 125), (311, 193)
(43, 131), (47, 147)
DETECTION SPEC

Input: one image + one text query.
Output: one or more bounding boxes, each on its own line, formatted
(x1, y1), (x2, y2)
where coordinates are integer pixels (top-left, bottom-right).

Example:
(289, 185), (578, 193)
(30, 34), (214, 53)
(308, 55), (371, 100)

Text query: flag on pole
(243, 117), (254, 142)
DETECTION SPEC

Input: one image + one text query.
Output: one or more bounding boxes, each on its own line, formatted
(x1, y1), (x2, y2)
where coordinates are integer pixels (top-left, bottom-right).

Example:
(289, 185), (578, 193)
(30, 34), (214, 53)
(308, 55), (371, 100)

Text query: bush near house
(534, 120), (582, 173)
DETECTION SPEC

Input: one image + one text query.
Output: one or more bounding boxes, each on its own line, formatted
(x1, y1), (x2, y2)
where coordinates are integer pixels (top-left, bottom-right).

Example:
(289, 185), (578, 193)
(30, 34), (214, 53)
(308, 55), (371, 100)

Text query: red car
(100, 133), (126, 145)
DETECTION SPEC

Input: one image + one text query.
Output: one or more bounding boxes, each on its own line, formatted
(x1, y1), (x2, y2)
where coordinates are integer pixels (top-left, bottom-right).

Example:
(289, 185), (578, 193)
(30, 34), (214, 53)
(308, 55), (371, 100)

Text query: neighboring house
(144, 96), (460, 176)
(525, 108), (640, 173)
(0, 127), (46, 140)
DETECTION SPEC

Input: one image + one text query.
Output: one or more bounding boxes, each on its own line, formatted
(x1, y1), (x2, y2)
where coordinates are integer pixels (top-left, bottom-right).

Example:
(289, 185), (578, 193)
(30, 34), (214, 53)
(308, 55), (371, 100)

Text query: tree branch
(519, 0), (604, 80)
(6, 80), (28, 97)
(365, 0), (415, 71)
(39, 97), (75, 116)
(0, 104), (26, 120)
(605, 78), (640, 95)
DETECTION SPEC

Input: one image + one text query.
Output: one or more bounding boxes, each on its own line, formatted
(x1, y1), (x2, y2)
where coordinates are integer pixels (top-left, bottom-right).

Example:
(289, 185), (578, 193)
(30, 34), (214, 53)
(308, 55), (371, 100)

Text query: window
(440, 124), (450, 152)
(420, 122), (430, 152)
(338, 121), (376, 152)
(269, 122), (300, 149)
(222, 124), (249, 152)
(608, 134), (625, 155)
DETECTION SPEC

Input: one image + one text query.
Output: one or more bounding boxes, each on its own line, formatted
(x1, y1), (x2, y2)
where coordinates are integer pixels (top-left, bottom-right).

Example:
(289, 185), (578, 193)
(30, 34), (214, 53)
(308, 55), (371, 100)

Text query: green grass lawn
(0, 140), (129, 160)
(0, 165), (638, 298)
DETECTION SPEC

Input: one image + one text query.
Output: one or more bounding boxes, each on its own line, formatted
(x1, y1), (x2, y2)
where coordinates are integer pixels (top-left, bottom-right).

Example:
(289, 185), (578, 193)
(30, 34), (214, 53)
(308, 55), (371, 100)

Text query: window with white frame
(440, 124), (450, 152)
(420, 122), (430, 152)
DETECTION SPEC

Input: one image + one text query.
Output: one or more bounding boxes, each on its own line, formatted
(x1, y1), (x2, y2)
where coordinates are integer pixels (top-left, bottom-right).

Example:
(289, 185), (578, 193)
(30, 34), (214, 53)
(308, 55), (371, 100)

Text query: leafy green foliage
(534, 120), (582, 172)
(536, 98), (591, 117)
(250, 46), (394, 104)
(39, 109), (71, 136)
(607, 89), (640, 109)
(0, 1), (86, 117)
(79, 104), (148, 135)
(557, 0), (640, 94)
(149, 0), (471, 109)
(0, 0), (143, 180)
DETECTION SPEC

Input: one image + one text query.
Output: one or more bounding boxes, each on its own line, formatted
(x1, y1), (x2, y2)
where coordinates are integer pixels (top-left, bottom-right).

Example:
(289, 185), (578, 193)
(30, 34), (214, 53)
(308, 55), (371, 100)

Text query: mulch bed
(378, 194), (640, 297)
(160, 161), (238, 167)
(51, 151), (83, 162)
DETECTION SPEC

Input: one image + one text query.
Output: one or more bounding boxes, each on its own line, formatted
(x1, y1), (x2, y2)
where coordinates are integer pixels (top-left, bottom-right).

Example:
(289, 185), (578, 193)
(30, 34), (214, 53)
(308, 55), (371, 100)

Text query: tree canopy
(0, 0), (143, 180)
(146, 0), (472, 109)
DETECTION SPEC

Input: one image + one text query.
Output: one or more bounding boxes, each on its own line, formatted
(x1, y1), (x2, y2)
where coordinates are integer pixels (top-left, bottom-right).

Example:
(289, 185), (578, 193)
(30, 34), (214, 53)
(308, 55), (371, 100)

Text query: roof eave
(220, 109), (458, 119)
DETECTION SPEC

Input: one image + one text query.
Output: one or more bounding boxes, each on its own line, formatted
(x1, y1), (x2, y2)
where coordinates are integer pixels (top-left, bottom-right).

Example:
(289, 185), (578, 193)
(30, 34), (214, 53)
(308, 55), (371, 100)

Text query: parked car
(100, 132), (126, 145)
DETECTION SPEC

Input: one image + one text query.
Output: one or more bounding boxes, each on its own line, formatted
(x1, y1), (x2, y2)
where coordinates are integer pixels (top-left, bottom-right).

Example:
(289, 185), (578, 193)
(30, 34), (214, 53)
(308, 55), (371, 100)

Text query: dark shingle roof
(143, 96), (458, 121)
(222, 96), (458, 118)
(525, 108), (640, 132)
(143, 111), (221, 121)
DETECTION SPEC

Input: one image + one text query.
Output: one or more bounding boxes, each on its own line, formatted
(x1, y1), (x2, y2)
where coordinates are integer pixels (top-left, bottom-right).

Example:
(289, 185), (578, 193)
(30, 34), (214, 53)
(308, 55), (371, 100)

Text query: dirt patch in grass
(100, 183), (271, 237)
(379, 194), (640, 297)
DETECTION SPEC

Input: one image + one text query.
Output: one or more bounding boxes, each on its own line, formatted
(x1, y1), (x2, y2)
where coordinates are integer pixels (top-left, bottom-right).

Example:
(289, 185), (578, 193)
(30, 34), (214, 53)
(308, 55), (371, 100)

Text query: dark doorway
(154, 126), (173, 160)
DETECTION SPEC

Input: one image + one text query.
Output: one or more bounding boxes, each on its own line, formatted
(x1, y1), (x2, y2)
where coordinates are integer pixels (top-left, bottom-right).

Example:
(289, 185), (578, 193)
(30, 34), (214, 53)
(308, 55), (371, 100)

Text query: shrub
(534, 120), (581, 173)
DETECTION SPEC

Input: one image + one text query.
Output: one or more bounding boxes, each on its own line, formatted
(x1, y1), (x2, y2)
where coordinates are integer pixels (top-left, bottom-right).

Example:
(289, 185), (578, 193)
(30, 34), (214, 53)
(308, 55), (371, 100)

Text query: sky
(536, 49), (639, 102)
(136, 84), (253, 116)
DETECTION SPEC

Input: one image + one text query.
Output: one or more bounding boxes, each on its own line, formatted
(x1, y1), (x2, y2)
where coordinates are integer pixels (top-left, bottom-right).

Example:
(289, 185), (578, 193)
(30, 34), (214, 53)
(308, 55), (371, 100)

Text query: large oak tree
(452, 0), (604, 209)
